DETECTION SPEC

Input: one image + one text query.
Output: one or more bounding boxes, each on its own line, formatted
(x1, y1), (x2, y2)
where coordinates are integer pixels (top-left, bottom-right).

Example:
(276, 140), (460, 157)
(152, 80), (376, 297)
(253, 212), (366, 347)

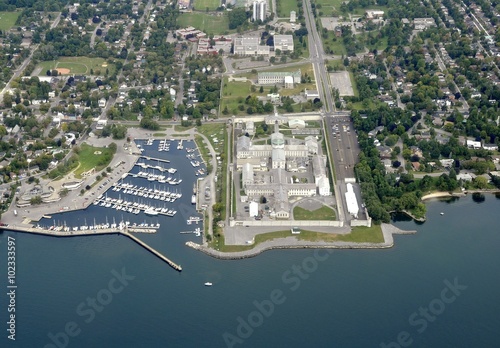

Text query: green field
(313, 0), (341, 15)
(177, 12), (230, 35)
(258, 63), (314, 76)
(36, 57), (117, 76)
(193, 0), (221, 11)
(74, 143), (116, 178)
(221, 64), (317, 114)
(293, 205), (336, 220)
(0, 11), (20, 31)
(276, 0), (299, 18)
(213, 225), (384, 252)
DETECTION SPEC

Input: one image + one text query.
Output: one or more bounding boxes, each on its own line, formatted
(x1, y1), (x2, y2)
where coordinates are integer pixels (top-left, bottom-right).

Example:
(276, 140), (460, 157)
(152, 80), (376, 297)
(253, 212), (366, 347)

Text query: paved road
(303, 0), (336, 113)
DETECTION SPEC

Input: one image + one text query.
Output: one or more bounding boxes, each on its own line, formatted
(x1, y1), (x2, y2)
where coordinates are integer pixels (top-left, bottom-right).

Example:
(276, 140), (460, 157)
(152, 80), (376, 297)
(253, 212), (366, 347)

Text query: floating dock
(141, 156), (170, 163)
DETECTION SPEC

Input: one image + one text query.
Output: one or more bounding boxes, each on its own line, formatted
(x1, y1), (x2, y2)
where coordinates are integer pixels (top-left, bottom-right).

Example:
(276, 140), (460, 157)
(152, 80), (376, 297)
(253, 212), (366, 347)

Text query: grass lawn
(294, 205), (336, 220)
(349, 71), (358, 97)
(195, 123), (225, 170)
(0, 12), (20, 31)
(326, 59), (344, 71)
(276, 0), (299, 17)
(74, 143), (115, 178)
(212, 224), (384, 251)
(337, 225), (384, 243)
(152, 132), (167, 137)
(366, 35), (388, 52)
(322, 31), (347, 56)
(313, 0), (340, 15)
(353, 5), (388, 16)
(349, 99), (382, 111)
(259, 63), (313, 76)
(222, 64), (315, 114)
(220, 78), (253, 115)
(177, 12), (231, 35)
(36, 57), (117, 76)
(173, 124), (194, 132)
(193, 0), (221, 11)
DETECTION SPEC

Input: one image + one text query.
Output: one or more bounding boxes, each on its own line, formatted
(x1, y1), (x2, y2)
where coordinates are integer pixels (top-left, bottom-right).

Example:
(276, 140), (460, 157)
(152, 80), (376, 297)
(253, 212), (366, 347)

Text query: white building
(290, 11), (296, 23)
(246, 121), (255, 135)
(466, 140), (481, 149)
(258, 70), (301, 85)
(305, 136), (319, 155)
(365, 10), (384, 20)
(252, 0), (267, 22)
(273, 34), (294, 52)
(242, 163), (254, 188)
(345, 183), (359, 218)
(233, 37), (270, 56)
(96, 119), (107, 130)
(249, 201), (259, 217)
(288, 119), (306, 129)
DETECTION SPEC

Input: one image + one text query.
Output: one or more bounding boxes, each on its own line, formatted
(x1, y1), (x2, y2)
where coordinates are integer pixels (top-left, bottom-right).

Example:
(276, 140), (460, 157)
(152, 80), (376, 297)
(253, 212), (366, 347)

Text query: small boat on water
(204, 282), (212, 287)
(440, 212), (444, 215)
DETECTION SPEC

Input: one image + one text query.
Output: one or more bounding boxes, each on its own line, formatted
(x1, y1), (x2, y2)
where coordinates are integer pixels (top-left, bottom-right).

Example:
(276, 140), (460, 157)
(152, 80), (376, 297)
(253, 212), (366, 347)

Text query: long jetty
(124, 232), (182, 271)
(0, 225), (182, 272)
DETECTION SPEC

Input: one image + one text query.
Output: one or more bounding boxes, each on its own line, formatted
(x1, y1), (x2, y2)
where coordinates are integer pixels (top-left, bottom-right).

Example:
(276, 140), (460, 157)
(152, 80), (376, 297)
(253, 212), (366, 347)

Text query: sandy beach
(421, 192), (454, 201)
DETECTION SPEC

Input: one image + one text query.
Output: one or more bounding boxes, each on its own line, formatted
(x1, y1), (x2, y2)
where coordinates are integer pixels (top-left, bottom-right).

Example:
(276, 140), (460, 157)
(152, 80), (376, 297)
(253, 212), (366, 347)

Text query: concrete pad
(330, 71), (355, 96)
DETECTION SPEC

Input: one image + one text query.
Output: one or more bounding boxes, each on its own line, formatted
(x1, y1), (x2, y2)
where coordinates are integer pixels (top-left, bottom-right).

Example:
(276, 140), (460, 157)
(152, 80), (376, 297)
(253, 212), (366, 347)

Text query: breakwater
(1, 225), (182, 272)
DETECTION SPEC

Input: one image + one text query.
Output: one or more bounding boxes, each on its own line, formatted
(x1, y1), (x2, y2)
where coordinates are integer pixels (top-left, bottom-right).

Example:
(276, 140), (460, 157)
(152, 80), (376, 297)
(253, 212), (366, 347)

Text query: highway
(302, 0), (336, 113)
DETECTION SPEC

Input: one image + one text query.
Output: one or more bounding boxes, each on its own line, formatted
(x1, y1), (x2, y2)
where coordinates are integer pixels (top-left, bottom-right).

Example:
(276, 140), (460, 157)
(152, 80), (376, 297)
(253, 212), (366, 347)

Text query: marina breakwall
(0, 225), (182, 272)
(186, 223), (417, 260)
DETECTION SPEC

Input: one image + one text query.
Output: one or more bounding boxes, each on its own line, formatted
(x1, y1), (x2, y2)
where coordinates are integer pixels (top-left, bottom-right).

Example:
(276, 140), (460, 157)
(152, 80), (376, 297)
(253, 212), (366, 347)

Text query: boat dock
(141, 156), (170, 163)
(93, 196), (177, 217)
(135, 162), (177, 173)
(0, 225), (182, 272)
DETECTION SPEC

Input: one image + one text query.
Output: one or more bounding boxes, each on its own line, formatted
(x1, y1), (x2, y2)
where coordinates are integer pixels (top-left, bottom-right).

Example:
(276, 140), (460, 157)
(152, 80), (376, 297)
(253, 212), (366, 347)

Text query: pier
(0, 225), (182, 272)
(141, 156), (170, 163)
(125, 232), (182, 271)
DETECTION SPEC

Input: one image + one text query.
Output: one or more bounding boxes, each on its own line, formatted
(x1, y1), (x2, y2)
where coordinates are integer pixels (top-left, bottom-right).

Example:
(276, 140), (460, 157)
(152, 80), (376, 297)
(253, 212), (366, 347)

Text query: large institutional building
(273, 34), (294, 52)
(233, 37), (270, 56)
(257, 70), (301, 88)
(236, 120), (331, 219)
(252, 0), (267, 22)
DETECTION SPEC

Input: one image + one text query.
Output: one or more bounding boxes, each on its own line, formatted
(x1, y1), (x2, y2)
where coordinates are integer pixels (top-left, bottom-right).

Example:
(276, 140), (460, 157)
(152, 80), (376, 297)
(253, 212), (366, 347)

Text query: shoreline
(421, 189), (500, 201)
(186, 223), (417, 260)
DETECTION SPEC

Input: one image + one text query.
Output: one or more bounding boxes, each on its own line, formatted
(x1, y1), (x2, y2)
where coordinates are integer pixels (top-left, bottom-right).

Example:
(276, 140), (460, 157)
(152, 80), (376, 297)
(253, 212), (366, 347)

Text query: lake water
(1, 141), (499, 347)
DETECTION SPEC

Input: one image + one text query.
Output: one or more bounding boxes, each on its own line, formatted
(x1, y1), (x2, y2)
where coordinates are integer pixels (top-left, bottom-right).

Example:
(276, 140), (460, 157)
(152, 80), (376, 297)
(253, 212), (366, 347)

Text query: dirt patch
(56, 68), (71, 75)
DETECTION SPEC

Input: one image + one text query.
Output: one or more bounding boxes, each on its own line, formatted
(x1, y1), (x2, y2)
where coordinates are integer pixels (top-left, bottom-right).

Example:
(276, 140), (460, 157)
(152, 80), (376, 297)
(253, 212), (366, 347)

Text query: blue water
(1, 142), (499, 347)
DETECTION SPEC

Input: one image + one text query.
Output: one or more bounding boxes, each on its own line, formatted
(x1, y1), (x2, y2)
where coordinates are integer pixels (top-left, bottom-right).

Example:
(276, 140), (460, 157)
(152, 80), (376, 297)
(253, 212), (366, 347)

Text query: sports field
(36, 57), (117, 76)
(193, 0), (221, 11)
(177, 12), (230, 34)
(0, 12), (21, 31)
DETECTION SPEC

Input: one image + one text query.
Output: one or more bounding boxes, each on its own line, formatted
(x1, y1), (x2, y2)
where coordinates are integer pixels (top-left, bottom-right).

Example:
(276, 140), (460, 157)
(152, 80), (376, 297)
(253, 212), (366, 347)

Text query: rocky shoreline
(186, 223), (416, 260)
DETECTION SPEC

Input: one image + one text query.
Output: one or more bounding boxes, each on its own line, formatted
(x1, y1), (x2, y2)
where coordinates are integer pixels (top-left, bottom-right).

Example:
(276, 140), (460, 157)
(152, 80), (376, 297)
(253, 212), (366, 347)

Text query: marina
(4, 137), (206, 273)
